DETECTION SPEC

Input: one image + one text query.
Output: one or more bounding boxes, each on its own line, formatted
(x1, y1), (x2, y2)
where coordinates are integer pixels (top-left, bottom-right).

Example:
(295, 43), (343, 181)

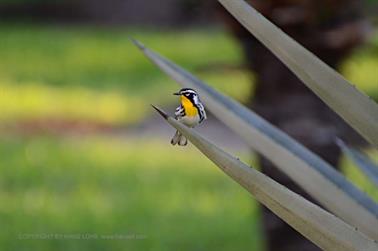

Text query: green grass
(0, 24), (251, 125)
(0, 135), (376, 251)
(1, 24), (376, 126)
(0, 136), (263, 251)
(0, 25), (241, 89)
(0, 82), (143, 125)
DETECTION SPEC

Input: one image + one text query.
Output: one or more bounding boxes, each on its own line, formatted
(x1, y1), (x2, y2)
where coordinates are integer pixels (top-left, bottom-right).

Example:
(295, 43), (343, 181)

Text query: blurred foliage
(0, 25), (377, 127)
(341, 33), (378, 100)
(367, 0), (378, 4)
(0, 24), (251, 126)
(0, 136), (262, 251)
(342, 149), (378, 201)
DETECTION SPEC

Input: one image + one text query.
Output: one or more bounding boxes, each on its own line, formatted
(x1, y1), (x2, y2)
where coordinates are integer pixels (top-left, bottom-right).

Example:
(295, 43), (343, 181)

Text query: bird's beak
(173, 92), (180, 96)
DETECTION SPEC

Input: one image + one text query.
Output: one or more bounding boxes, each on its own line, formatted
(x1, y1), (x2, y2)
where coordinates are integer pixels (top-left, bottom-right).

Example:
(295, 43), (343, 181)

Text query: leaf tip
(151, 104), (169, 120)
(335, 137), (346, 149)
(130, 37), (146, 51)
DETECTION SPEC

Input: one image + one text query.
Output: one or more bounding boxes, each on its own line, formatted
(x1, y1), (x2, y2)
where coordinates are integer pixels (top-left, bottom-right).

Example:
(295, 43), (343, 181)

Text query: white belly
(179, 115), (200, 127)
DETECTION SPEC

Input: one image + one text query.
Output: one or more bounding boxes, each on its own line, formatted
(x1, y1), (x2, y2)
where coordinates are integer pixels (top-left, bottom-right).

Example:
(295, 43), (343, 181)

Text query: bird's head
(173, 88), (199, 100)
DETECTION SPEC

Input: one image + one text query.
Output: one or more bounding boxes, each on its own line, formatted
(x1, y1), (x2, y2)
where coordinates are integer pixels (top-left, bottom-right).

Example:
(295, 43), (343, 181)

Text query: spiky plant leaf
(151, 105), (378, 251)
(132, 39), (378, 240)
(218, 0), (378, 147)
(337, 139), (378, 186)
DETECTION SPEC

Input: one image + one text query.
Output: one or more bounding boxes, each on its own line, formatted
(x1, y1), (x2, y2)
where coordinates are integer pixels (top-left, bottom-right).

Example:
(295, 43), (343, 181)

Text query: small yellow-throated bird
(171, 88), (207, 146)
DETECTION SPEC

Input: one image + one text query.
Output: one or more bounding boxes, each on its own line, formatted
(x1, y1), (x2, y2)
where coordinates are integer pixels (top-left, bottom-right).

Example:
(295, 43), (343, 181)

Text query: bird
(171, 88), (206, 146)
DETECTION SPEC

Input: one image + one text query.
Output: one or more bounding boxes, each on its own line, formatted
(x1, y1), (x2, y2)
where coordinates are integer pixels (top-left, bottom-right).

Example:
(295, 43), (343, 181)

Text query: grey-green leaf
(132, 39), (378, 240)
(337, 139), (378, 186)
(218, 0), (378, 147)
(152, 105), (378, 251)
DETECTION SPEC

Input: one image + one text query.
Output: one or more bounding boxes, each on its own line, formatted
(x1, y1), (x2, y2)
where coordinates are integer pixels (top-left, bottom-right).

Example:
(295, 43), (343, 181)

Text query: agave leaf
(132, 39), (378, 240)
(151, 105), (378, 251)
(217, 0), (378, 147)
(336, 139), (378, 186)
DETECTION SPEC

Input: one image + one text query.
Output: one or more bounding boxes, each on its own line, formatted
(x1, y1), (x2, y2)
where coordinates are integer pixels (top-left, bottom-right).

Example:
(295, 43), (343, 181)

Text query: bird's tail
(170, 130), (187, 146)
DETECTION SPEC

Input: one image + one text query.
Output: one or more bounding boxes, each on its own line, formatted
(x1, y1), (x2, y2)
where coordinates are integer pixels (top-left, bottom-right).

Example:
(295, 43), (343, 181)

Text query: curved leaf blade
(132, 40), (378, 240)
(152, 105), (378, 251)
(218, 0), (378, 147)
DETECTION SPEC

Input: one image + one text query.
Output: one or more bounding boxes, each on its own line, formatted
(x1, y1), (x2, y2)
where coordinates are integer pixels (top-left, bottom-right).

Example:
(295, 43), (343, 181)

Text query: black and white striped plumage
(171, 88), (206, 146)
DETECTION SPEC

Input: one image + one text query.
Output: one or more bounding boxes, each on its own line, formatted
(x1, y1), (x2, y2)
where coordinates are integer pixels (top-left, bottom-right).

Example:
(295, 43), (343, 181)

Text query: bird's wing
(198, 103), (207, 123)
(175, 105), (185, 119)
(195, 98), (206, 123)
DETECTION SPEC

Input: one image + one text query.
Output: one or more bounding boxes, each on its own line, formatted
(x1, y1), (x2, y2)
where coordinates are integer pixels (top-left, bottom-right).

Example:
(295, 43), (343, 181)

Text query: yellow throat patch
(180, 95), (198, 117)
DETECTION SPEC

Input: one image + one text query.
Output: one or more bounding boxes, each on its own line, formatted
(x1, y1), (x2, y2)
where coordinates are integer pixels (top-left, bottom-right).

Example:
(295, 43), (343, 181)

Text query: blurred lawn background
(0, 21), (378, 251)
